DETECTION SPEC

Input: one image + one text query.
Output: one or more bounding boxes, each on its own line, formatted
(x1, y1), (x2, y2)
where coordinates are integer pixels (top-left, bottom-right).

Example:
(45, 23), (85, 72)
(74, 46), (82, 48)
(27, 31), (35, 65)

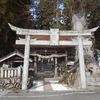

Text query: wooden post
(8, 70), (11, 77)
(14, 69), (17, 77)
(11, 70), (14, 77)
(18, 67), (21, 77)
(54, 57), (58, 78)
(34, 56), (37, 74)
(22, 35), (30, 90)
(78, 36), (87, 89)
(1, 67), (3, 77)
(65, 50), (67, 66)
(5, 70), (7, 77)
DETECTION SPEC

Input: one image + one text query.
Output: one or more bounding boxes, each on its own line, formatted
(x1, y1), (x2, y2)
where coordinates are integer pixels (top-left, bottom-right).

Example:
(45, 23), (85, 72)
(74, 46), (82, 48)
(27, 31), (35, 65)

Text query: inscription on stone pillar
(50, 29), (59, 45)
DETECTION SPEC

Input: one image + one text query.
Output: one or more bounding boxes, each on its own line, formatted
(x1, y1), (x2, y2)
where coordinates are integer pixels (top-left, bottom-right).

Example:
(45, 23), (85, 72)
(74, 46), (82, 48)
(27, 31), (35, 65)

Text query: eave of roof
(0, 50), (33, 63)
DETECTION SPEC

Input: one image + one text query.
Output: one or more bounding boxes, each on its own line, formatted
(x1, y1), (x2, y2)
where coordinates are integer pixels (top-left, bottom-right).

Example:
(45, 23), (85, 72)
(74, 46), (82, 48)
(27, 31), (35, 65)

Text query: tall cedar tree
(0, 0), (33, 57)
(37, 0), (67, 29)
(36, 0), (57, 29)
(0, 0), (100, 57)
(62, 0), (100, 48)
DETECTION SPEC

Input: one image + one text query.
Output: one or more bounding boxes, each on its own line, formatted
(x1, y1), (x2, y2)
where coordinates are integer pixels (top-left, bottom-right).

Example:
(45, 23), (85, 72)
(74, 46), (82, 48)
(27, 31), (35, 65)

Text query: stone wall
(0, 77), (33, 90)
(0, 77), (22, 89)
(87, 77), (100, 85)
(86, 73), (100, 90)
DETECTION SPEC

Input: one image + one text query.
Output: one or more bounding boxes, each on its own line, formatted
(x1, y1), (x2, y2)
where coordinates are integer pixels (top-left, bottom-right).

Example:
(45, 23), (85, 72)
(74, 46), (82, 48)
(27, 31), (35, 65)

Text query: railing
(0, 66), (22, 78)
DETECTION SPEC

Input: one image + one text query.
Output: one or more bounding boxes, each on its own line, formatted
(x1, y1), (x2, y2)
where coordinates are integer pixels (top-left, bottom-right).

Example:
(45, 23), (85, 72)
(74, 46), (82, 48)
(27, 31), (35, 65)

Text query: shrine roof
(0, 50), (33, 63)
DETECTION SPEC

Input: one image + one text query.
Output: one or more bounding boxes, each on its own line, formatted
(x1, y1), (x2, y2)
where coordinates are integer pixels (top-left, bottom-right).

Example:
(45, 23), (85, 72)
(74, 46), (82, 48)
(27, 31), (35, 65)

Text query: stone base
(0, 77), (22, 89)
(0, 77), (33, 90)
(87, 76), (100, 90)
(87, 86), (100, 90)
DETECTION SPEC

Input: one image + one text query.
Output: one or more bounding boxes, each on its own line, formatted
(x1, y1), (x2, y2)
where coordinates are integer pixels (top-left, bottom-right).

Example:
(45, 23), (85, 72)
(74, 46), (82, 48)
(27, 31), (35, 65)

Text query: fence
(0, 66), (22, 78)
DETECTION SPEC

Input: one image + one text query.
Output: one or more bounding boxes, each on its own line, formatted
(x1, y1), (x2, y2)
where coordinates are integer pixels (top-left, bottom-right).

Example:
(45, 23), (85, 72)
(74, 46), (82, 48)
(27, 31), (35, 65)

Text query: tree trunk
(71, 0), (87, 31)
(71, 0), (97, 74)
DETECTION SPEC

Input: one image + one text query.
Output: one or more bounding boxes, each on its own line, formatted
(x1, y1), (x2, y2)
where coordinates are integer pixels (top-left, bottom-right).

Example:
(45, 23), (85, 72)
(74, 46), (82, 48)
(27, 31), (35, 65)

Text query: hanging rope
(31, 53), (67, 59)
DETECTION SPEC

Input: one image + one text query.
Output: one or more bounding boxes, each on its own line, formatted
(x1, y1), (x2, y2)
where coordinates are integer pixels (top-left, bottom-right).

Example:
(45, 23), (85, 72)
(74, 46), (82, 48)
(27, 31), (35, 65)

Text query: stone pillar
(22, 35), (30, 90)
(54, 57), (58, 78)
(78, 36), (87, 89)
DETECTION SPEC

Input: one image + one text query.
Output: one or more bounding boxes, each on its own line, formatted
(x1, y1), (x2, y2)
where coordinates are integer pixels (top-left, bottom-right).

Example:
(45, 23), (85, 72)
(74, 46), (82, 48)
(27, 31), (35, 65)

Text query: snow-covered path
(29, 80), (70, 91)
(49, 81), (68, 91)
(29, 80), (44, 91)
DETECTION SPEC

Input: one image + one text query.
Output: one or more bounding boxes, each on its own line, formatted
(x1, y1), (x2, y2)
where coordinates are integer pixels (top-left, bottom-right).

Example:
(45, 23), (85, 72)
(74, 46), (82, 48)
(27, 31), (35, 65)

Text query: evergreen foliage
(0, 0), (100, 57)
(0, 0), (33, 57)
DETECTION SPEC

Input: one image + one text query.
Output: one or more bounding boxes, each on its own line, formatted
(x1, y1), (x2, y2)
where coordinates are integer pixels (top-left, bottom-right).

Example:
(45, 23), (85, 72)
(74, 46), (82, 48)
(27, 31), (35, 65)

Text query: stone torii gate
(8, 23), (99, 90)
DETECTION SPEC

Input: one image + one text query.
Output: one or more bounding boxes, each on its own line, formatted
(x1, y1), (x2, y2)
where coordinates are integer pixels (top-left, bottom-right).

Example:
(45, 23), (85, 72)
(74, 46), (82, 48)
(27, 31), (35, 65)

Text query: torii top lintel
(8, 23), (99, 36)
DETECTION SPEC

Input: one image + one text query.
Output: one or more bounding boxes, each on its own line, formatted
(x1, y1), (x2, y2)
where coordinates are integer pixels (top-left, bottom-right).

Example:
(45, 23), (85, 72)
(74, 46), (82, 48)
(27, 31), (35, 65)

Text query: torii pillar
(22, 35), (30, 90)
(78, 36), (86, 89)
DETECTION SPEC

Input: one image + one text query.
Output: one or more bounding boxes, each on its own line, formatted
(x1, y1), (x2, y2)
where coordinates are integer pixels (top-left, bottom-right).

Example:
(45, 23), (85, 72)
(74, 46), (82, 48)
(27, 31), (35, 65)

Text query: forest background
(0, 0), (99, 57)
